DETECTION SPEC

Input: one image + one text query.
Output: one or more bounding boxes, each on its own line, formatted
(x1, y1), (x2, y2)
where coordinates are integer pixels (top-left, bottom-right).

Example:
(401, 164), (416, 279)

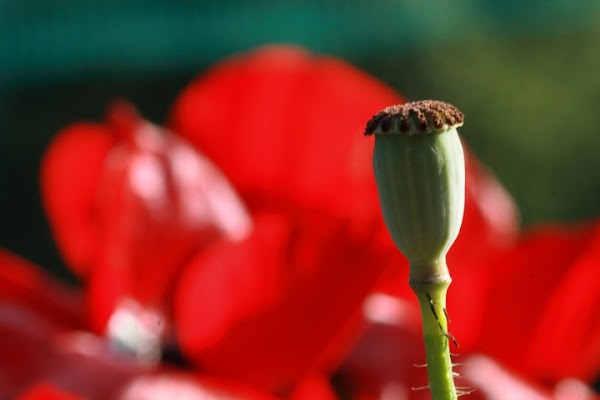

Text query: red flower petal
(0, 302), (62, 398)
(287, 373), (338, 400)
(0, 249), (83, 330)
(40, 124), (115, 277)
(170, 45), (402, 224)
(175, 209), (394, 393)
(15, 383), (84, 400)
(473, 222), (598, 383)
(523, 223), (600, 382)
(0, 250), (84, 398)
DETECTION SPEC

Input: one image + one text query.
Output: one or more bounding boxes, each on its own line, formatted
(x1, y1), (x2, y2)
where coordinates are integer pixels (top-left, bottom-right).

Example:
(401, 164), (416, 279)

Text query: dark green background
(2, 0), (600, 282)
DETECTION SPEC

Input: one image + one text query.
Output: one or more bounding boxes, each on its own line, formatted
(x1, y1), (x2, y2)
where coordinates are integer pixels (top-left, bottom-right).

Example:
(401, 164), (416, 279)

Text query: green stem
(410, 263), (457, 400)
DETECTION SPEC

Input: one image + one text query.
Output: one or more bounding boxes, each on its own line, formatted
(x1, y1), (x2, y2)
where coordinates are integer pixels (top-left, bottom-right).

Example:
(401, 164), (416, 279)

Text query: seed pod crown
(365, 100), (464, 136)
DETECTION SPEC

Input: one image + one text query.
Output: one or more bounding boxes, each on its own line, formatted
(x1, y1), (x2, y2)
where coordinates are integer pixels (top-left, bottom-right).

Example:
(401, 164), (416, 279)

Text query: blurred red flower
(40, 45), (403, 396)
(40, 99), (253, 346)
(1, 44), (598, 399)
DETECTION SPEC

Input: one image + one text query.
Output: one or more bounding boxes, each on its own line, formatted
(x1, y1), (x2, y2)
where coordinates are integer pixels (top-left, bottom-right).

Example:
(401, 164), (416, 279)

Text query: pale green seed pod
(365, 100), (465, 270)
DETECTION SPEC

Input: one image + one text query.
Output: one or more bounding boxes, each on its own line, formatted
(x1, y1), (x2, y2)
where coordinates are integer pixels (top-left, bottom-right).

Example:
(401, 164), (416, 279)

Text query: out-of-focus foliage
(1, 0), (600, 279)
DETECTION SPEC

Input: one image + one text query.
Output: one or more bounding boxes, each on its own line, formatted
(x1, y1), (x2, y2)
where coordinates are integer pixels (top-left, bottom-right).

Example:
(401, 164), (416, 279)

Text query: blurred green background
(2, 0), (600, 281)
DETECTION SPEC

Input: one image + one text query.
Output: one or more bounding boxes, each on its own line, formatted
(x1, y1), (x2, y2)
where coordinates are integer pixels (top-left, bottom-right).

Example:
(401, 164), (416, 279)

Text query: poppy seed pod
(365, 100), (465, 275)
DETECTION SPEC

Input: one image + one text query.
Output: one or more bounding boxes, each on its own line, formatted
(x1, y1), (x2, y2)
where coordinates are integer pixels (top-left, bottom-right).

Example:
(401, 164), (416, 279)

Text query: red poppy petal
(40, 123), (115, 277)
(35, 331), (147, 399)
(170, 45), (402, 222)
(524, 223), (600, 382)
(14, 383), (84, 400)
(175, 212), (290, 354)
(0, 302), (59, 398)
(0, 250), (86, 398)
(0, 249), (83, 329)
(175, 209), (393, 393)
(473, 223), (596, 378)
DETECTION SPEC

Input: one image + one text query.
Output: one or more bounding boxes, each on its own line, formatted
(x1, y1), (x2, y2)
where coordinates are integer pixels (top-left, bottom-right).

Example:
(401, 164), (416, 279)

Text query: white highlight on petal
(168, 140), (252, 242)
(55, 331), (104, 357)
(106, 298), (165, 364)
(120, 374), (244, 400)
(381, 382), (409, 400)
(463, 354), (548, 400)
(129, 154), (168, 213)
(554, 378), (598, 400)
(362, 293), (418, 326)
